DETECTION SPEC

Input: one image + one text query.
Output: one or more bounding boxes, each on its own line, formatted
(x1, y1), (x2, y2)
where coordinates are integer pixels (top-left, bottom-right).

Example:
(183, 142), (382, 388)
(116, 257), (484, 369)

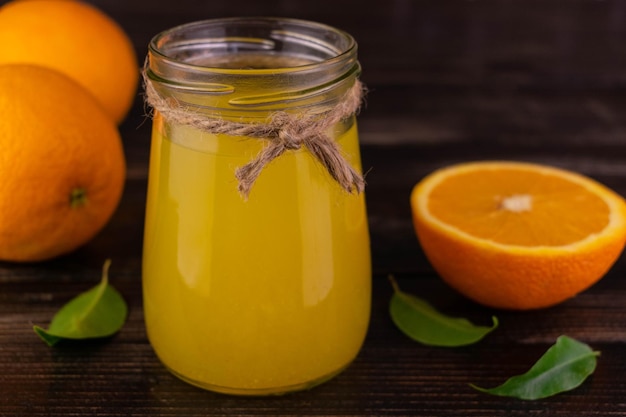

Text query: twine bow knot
(274, 113), (306, 150)
(143, 70), (366, 199)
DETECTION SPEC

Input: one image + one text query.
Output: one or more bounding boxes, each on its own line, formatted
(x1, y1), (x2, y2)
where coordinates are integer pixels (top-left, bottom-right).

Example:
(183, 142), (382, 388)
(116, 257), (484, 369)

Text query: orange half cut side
(410, 161), (626, 310)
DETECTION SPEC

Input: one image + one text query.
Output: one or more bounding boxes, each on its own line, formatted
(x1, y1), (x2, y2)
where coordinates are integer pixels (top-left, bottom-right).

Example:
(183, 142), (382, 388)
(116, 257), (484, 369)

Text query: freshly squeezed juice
(142, 114), (371, 394)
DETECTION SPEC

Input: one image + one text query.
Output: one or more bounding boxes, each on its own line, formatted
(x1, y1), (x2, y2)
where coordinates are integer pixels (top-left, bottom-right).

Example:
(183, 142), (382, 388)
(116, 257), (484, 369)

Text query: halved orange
(410, 161), (626, 310)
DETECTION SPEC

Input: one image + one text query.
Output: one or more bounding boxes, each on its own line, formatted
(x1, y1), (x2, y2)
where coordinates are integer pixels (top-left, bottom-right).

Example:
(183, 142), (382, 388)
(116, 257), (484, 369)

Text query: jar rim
(148, 16), (357, 75)
(145, 17), (361, 112)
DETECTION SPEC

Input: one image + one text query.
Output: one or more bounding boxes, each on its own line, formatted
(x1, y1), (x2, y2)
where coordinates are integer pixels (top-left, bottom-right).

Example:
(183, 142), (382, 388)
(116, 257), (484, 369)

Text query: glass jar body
(142, 17), (371, 395)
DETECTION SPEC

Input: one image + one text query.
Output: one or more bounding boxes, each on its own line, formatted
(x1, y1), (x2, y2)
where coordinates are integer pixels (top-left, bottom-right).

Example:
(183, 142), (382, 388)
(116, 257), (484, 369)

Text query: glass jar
(142, 17), (371, 395)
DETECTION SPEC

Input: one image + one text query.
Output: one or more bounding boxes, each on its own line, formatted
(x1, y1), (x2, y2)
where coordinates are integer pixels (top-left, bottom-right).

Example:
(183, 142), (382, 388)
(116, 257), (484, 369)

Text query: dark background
(124, 0), (626, 147)
(2, 1), (626, 416)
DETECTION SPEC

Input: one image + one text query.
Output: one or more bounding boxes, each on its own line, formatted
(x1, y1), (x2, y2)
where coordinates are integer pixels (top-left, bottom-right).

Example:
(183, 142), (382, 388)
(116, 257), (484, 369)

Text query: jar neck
(145, 17), (361, 117)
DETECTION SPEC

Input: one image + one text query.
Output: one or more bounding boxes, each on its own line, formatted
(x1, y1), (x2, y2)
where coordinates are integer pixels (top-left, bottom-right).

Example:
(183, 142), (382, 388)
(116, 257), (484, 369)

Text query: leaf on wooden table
(471, 335), (600, 400)
(389, 276), (498, 347)
(33, 259), (128, 347)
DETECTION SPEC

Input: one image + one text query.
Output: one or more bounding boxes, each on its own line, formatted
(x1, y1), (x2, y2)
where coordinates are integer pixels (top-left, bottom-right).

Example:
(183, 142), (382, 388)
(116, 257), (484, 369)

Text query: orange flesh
(427, 168), (611, 246)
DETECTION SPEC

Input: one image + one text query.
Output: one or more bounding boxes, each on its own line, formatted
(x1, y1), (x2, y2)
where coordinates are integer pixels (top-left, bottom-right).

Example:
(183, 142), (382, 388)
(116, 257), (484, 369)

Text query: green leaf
(33, 260), (128, 347)
(389, 276), (498, 347)
(471, 335), (600, 400)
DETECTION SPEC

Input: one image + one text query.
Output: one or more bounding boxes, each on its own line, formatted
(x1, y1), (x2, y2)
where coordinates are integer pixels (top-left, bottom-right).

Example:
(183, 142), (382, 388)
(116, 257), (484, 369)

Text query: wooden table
(3, 1), (626, 415)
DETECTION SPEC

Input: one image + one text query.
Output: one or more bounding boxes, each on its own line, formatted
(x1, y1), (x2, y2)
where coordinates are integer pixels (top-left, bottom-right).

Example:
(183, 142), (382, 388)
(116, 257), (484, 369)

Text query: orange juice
(142, 17), (371, 395)
(143, 113), (371, 394)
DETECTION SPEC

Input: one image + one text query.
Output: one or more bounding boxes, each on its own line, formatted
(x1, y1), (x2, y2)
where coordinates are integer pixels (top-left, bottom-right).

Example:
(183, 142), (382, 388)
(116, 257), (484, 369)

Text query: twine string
(143, 70), (366, 198)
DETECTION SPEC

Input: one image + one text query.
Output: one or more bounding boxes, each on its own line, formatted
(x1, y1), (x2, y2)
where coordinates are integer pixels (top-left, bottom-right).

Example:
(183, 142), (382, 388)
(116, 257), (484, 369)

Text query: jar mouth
(145, 17), (360, 111)
(148, 17), (356, 73)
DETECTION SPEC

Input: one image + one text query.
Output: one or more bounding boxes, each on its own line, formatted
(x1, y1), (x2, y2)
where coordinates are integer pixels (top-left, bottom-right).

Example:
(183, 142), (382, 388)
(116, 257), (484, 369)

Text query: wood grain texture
(3, 0), (626, 415)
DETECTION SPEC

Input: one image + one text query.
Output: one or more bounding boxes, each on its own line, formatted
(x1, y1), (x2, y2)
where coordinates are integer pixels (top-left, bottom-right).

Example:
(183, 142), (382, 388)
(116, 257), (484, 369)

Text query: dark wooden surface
(3, 1), (626, 415)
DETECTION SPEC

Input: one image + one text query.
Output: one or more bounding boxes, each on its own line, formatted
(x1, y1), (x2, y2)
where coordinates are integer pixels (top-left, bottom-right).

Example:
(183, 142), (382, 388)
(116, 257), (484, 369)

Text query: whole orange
(0, 64), (126, 262)
(411, 161), (626, 310)
(0, 0), (138, 124)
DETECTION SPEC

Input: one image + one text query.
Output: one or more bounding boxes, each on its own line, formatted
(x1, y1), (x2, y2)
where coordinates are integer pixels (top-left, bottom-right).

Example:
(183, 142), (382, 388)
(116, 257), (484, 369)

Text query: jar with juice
(142, 17), (371, 395)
